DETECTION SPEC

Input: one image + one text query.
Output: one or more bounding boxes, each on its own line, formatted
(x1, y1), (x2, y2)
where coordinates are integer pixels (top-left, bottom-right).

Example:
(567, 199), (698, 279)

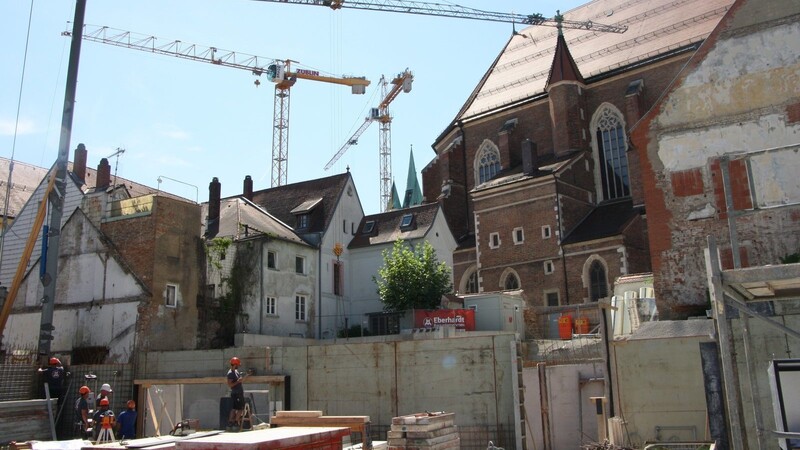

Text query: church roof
(545, 31), (585, 88)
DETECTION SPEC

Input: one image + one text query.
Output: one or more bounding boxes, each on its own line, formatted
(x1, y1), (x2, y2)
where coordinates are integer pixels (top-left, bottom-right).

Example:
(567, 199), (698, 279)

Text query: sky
(1, 0), (583, 215)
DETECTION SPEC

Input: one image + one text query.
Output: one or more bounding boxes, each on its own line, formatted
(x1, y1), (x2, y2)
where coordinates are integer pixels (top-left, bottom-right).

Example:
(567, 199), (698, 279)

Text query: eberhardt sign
(415, 309), (475, 331)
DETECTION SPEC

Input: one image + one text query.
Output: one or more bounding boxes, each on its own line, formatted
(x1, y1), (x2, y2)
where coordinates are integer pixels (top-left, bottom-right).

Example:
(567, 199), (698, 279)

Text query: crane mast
(65, 25), (369, 187)
(253, 0), (628, 33)
(326, 69), (412, 212)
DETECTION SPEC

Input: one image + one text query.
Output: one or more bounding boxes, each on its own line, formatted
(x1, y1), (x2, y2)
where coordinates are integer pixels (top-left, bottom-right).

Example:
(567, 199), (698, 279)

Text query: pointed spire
(389, 181), (402, 211)
(545, 11), (584, 89)
(402, 145), (423, 208)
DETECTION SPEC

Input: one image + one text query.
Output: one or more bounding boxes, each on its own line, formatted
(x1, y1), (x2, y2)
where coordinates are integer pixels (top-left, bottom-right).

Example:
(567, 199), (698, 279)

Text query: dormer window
(297, 214), (309, 229)
(363, 220), (375, 234)
(400, 213), (414, 230)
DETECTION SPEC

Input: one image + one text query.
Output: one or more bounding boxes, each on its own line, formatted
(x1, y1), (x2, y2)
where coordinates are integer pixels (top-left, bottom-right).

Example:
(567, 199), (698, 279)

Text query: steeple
(545, 11), (585, 89)
(389, 181), (402, 211)
(402, 146), (423, 208)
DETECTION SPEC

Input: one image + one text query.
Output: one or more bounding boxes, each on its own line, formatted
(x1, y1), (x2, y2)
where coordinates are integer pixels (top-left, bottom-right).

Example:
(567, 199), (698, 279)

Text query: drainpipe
(317, 232), (323, 339)
(554, 175), (569, 302)
(259, 240), (264, 334)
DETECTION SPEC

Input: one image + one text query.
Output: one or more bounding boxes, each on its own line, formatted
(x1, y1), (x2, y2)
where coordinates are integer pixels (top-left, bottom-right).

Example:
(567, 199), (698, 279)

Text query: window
(593, 105), (630, 200)
(267, 251), (277, 270)
(206, 284), (215, 299)
(590, 261), (608, 302)
(400, 214), (414, 228)
(297, 214), (310, 229)
(476, 140), (501, 184)
(295, 295), (307, 321)
(489, 232), (500, 249)
(504, 273), (520, 290)
(333, 261), (344, 296)
(542, 225), (551, 239)
(466, 271), (478, 294)
(545, 291), (560, 307)
(513, 227), (524, 245)
(544, 260), (555, 275)
(295, 256), (305, 274)
(165, 284), (177, 308)
(264, 296), (277, 316)
(363, 221), (375, 234)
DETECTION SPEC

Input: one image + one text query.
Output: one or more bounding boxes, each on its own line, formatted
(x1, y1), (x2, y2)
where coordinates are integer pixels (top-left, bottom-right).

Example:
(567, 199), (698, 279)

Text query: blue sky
(1, 0), (582, 214)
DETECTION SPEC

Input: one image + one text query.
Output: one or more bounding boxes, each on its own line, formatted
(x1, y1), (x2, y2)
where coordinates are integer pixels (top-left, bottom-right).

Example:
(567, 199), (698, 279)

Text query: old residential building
(422, 0), (735, 311)
(0, 145), (201, 362)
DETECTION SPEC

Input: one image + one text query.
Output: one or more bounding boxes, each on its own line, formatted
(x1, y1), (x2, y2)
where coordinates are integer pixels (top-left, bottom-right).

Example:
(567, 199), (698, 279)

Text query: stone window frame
(295, 294), (308, 322)
(541, 225), (552, 239)
(295, 255), (306, 274)
(489, 232), (501, 249)
(544, 289), (560, 307)
(165, 284), (178, 308)
(513, 227), (524, 245)
(264, 296), (277, 316)
(499, 267), (521, 290)
(459, 266), (480, 294)
(267, 250), (277, 270)
(590, 103), (631, 202)
(474, 139), (502, 185)
(582, 255), (610, 302)
(543, 260), (555, 275)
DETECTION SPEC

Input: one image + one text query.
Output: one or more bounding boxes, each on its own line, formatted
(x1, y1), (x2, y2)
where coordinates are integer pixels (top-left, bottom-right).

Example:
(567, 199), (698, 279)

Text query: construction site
(1, 0), (799, 449)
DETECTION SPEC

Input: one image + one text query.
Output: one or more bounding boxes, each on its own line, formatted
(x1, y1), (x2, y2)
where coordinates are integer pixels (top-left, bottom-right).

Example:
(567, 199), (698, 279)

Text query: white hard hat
(100, 383), (113, 393)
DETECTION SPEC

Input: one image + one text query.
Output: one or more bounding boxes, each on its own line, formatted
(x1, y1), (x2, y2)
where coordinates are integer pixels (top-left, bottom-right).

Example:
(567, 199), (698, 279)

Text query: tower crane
(325, 69), (413, 212)
(63, 25), (370, 187)
(252, 0), (628, 33)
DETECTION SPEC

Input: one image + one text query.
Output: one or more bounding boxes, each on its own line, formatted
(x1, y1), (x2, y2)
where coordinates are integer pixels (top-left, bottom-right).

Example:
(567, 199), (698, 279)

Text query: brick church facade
(421, 0), (734, 308)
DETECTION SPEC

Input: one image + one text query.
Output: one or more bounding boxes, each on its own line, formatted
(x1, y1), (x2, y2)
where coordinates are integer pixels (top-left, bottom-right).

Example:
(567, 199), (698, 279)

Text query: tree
(374, 240), (452, 312)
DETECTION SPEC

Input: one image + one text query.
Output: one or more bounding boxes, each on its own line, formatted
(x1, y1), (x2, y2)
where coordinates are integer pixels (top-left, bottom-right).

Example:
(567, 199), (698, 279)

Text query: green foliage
(205, 237), (232, 271)
(373, 240), (452, 313)
(780, 251), (800, 264)
(209, 240), (257, 348)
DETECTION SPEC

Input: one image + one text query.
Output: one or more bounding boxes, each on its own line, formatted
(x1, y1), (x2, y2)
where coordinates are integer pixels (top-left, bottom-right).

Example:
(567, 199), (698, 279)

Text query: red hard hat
(230, 357), (241, 366)
(79, 386), (90, 395)
(99, 398), (109, 406)
(49, 357), (61, 365)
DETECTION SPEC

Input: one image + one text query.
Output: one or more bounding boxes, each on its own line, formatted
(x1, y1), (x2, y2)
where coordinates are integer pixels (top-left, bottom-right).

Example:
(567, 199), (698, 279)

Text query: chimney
(206, 177), (221, 237)
(521, 140), (538, 175)
(243, 175), (253, 200)
(73, 143), (87, 182)
(96, 158), (111, 189)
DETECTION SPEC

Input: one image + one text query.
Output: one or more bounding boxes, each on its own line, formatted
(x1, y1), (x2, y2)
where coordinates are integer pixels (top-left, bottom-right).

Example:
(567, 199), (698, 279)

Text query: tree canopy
(374, 240), (452, 312)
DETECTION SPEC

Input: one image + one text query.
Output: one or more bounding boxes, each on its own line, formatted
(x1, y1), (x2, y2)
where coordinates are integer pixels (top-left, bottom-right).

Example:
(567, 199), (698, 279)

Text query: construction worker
(116, 400), (137, 440)
(38, 357), (66, 408)
(74, 385), (92, 439)
(96, 383), (113, 409)
(226, 356), (245, 431)
(92, 398), (115, 442)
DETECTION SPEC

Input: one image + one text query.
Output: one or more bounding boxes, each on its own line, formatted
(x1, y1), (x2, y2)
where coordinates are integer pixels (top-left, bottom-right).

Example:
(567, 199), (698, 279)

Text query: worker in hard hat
(96, 383), (113, 409)
(92, 397), (114, 441)
(226, 356), (245, 431)
(38, 357), (66, 408)
(74, 385), (92, 438)
(116, 400), (137, 440)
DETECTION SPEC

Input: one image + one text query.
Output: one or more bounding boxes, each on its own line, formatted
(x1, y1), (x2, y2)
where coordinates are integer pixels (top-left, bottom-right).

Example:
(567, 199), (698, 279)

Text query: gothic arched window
(589, 260), (608, 302)
(592, 106), (630, 201)
(504, 273), (520, 290)
(475, 140), (501, 184)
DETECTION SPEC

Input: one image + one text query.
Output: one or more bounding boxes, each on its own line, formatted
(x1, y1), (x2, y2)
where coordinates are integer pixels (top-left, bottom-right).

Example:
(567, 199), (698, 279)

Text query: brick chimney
(73, 143), (87, 182)
(243, 175), (253, 201)
(206, 177), (221, 238)
(521, 139), (538, 175)
(95, 158), (111, 189)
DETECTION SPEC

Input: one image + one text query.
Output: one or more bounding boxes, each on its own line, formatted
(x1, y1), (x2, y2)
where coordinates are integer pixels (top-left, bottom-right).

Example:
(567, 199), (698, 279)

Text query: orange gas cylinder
(574, 317), (590, 335)
(558, 315), (573, 340)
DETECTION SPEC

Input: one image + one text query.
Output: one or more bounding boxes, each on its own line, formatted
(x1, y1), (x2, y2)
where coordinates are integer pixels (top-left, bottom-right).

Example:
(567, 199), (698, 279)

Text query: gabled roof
(208, 197), (308, 245)
(451, 0), (734, 124)
(560, 198), (640, 245)
(472, 150), (582, 193)
(249, 172), (351, 234)
(348, 202), (440, 249)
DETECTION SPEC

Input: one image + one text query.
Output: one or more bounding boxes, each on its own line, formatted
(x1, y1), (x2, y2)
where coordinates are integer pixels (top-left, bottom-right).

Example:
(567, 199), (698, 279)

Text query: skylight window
(363, 220), (375, 234)
(400, 214), (414, 229)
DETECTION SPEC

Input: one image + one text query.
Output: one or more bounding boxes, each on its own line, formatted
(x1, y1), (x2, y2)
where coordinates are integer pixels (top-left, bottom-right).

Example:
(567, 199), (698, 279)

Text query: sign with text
(415, 309), (475, 331)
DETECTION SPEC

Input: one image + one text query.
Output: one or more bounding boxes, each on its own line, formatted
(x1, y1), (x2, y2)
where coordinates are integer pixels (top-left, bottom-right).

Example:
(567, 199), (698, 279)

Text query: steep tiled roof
(546, 32), (585, 88)
(249, 172), (351, 234)
(453, 0), (734, 122)
(560, 198), (640, 245)
(349, 202), (440, 249)
(207, 197), (307, 245)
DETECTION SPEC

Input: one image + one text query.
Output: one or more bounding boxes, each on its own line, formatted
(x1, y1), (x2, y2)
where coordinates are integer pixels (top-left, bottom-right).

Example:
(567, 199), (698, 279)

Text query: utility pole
(38, 0), (86, 362)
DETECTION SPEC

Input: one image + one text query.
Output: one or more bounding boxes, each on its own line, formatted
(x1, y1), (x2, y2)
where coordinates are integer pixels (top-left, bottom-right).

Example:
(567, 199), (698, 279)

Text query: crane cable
(0, 0), (37, 268)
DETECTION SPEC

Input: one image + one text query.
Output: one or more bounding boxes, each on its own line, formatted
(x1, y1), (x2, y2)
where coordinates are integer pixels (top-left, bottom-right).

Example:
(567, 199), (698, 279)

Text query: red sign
(415, 309), (475, 331)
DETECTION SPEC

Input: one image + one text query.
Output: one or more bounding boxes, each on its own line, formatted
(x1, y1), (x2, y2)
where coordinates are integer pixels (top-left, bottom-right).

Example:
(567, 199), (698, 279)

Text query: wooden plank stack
(387, 412), (459, 450)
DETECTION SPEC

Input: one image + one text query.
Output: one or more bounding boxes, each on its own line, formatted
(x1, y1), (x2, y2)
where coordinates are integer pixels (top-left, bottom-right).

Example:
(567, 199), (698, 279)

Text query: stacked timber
(387, 412), (459, 450)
